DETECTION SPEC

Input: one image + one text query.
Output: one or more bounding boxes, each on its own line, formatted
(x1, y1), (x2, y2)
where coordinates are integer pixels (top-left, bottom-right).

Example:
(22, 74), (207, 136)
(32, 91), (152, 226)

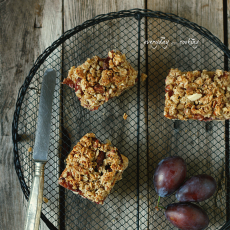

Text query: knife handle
(24, 162), (46, 230)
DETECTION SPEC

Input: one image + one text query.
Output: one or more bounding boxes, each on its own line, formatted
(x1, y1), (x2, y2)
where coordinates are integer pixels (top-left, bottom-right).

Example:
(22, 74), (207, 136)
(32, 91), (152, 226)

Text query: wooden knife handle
(24, 161), (46, 230)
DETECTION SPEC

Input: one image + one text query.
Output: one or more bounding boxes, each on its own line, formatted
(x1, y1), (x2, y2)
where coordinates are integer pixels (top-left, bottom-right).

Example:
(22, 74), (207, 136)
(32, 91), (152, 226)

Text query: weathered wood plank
(0, 1), (39, 229)
(33, 2), (62, 229)
(147, 1), (226, 229)
(148, 0), (224, 41)
(0, 0), (62, 229)
(228, 0), (230, 49)
(176, 2), (225, 229)
(64, 0), (144, 31)
(63, 1), (144, 229)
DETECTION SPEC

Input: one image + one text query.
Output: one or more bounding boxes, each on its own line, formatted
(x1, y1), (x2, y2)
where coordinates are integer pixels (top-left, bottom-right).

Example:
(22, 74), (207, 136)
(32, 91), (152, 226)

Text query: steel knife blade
(33, 69), (56, 162)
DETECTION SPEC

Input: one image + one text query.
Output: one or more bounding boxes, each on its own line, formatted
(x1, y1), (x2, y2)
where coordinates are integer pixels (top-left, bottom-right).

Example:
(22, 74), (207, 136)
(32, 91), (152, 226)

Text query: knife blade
(24, 69), (56, 230)
(33, 69), (56, 162)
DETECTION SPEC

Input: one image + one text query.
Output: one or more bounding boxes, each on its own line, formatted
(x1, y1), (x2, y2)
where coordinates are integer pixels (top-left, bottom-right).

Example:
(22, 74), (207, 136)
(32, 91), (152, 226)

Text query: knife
(24, 69), (56, 230)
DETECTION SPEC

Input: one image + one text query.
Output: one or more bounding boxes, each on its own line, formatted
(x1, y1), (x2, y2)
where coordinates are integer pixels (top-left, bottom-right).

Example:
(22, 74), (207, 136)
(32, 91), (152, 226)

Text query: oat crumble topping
(164, 69), (230, 121)
(58, 133), (129, 204)
(141, 73), (147, 82)
(43, 197), (49, 203)
(63, 50), (142, 111)
(123, 113), (128, 120)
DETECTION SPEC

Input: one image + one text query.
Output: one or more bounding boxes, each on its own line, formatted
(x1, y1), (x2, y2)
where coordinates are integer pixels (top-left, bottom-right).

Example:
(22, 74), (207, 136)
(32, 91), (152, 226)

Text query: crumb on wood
(141, 73), (147, 82)
(106, 139), (112, 145)
(43, 197), (49, 203)
(28, 147), (33, 153)
(123, 113), (128, 120)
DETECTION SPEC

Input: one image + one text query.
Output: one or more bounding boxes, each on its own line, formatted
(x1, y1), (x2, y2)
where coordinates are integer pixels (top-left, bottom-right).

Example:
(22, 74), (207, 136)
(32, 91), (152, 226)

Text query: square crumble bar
(164, 69), (230, 121)
(63, 50), (147, 111)
(58, 133), (129, 204)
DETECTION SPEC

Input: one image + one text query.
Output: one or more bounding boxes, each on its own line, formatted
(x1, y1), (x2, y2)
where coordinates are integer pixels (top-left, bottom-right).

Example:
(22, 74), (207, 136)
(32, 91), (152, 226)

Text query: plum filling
(117, 151), (123, 164)
(105, 165), (112, 172)
(96, 151), (105, 169)
(62, 78), (75, 88)
(103, 57), (111, 70)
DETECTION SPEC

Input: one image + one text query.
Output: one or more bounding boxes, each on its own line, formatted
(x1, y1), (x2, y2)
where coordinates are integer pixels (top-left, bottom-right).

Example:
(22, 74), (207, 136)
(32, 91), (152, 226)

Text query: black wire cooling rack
(12, 9), (230, 230)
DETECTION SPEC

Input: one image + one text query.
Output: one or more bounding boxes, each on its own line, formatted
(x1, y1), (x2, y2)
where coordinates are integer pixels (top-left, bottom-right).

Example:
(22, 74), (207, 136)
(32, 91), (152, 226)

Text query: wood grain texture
(0, 1), (38, 229)
(63, 1), (144, 229)
(148, 0), (224, 41)
(147, 1), (226, 229)
(64, 0), (144, 31)
(0, 0), (62, 229)
(228, 0), (230, 48)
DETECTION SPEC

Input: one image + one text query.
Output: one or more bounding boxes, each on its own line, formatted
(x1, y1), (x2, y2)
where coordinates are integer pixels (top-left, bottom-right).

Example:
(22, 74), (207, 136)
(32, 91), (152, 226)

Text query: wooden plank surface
(147, 1), (226, 229)
(0, 0), (62, 230)
(228, 0), (230, 49)
(0, 0), (229, 229)
(0, 1), (40, 230)
(63, 1), (144, 229)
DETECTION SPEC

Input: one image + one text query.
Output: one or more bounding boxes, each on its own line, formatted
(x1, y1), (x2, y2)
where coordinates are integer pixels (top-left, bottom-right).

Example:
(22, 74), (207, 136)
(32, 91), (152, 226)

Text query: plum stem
(155, 196), (165, 211)
(157, 196), (161, 206)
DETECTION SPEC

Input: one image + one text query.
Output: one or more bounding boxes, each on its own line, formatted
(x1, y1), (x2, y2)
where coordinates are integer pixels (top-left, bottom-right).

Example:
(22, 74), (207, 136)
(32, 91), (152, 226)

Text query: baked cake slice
(164, 69), (230, 121)
(58, 133), (129, 204)
(63, 50), (139, 111)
